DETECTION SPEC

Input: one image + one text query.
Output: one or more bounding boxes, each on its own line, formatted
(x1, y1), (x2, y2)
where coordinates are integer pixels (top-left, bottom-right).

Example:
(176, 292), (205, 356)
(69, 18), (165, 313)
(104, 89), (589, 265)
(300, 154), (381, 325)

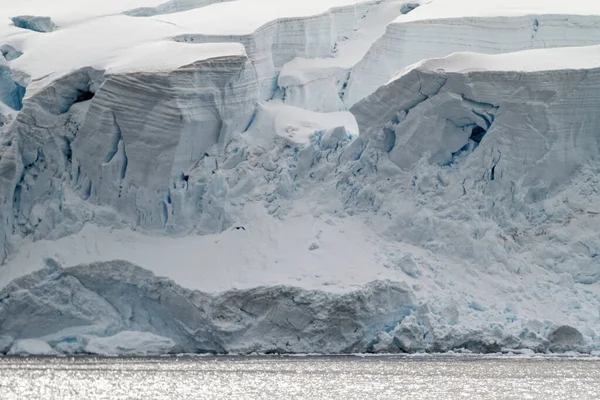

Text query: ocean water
(1, 355), (599, 399)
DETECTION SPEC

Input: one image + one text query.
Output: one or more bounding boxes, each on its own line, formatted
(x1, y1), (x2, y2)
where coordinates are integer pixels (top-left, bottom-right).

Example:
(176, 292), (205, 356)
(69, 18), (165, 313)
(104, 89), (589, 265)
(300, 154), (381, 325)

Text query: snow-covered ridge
(345, 13), (600, 106)
(400, 0), (600, 22)
(395, 46), (600, 77)
(1, 0), (392, 93)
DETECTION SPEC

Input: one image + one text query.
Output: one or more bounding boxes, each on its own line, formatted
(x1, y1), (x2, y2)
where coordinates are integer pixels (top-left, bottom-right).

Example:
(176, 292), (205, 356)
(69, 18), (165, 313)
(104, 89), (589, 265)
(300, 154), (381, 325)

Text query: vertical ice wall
(351, 66), (600, 201)
(0, 0), (396, 263)
(174, 1), (376, 99)
(0, 55), (259, 263)
(345, 15), (600, 106)
(72, 56), (259, 233)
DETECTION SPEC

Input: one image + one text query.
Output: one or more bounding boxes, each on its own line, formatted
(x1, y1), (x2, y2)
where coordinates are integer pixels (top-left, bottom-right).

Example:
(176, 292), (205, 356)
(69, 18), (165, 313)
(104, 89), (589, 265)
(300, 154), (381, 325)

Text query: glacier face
(0, 0), (401, 258)
(345, 14), (600, 107)
(0, 261), (415, 354)
(0, 260), (594, 355)
(351, 65), (600, 201)
(72, 56), (258, 234)
(0, 0), (600, 355)
(173, 0), (380, 100)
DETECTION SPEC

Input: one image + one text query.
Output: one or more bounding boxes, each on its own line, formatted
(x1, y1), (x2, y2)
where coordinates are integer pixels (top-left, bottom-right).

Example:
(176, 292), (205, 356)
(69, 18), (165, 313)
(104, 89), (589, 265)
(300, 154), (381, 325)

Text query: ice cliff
(0, 0), (600, 355)
(351, 51), (600, 201)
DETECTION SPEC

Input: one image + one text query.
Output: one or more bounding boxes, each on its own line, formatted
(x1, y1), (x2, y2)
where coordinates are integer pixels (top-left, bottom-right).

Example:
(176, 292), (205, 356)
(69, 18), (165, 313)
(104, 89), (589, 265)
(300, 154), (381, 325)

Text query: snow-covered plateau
(0, 0), (599, 356)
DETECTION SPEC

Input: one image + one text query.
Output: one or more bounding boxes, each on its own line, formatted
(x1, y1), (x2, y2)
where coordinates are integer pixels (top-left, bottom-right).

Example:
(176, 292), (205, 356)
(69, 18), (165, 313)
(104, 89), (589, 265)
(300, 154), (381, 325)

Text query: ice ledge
(345, 13), (600, 107)
(393, 45), (600, 79)
(0, 260), (415, 355)
(0, 260), (596, 356)
(105, 41), (247, 75)
(399, 0), (600, 23)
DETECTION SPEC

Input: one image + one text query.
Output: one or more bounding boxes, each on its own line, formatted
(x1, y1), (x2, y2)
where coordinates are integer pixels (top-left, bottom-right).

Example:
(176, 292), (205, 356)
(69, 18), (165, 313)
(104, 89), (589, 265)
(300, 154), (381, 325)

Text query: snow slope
(0, 0), (600, 355)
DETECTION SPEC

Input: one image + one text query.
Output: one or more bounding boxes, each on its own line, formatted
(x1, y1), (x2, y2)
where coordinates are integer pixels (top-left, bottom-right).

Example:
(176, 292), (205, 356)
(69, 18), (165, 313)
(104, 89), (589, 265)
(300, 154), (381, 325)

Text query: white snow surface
(3, 202), (389, 293)
(344, 0), (600, 106)
(7, 339), (57, 356)
(394, 46), (600, 78)
(0, 0), (385, 83)
(401, 0), (600, 22)
(1, 0), (600, 355)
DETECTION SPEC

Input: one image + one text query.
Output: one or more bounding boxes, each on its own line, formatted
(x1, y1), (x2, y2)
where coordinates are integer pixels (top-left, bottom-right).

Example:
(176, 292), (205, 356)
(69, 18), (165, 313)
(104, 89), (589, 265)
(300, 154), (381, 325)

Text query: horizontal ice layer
(401, 0), (600, 21)
(161, 0), (376, 35)
(1, 260), (595, 355)
(345, 12), (600, 106)
(351, 46), (600, 201)
(106, 41), (246, 75)
(0, 0), (385, 86)
(399, 46), (600, 75)
(0, 261), (415, 355)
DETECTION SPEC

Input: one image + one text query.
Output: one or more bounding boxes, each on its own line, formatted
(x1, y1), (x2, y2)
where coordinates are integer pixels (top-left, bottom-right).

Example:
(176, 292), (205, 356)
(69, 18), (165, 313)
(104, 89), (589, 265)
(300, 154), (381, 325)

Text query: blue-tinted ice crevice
(0, 48), (25, 112)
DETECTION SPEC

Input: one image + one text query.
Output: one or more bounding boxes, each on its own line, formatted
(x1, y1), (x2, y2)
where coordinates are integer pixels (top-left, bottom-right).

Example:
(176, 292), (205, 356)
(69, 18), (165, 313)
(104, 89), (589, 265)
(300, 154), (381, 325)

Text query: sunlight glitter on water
(1, 355), (600, 399)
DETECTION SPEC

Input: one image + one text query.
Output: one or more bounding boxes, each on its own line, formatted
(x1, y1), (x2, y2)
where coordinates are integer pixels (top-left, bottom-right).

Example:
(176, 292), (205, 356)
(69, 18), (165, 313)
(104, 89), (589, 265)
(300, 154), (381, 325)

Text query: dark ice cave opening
(469, 125), (487, 144)
(74, 89), (95, 103)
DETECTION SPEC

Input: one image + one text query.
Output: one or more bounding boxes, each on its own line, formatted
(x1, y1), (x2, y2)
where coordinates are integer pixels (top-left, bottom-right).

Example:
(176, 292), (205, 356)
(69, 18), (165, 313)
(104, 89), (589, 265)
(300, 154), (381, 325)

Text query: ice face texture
(351, 59), (600, 201)
(1, 0), (600, 355)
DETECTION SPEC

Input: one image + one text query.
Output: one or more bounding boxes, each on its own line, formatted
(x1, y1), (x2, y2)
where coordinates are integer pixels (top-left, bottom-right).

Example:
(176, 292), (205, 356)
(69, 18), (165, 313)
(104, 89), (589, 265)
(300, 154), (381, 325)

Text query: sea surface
(1, 355), (599, 399)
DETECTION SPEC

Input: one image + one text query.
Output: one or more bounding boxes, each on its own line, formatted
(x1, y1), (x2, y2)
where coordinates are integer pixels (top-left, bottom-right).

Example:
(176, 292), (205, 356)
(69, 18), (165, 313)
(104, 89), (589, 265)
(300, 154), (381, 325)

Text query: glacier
(345, 0), (600, 106)
(0, 0), (599, 356)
